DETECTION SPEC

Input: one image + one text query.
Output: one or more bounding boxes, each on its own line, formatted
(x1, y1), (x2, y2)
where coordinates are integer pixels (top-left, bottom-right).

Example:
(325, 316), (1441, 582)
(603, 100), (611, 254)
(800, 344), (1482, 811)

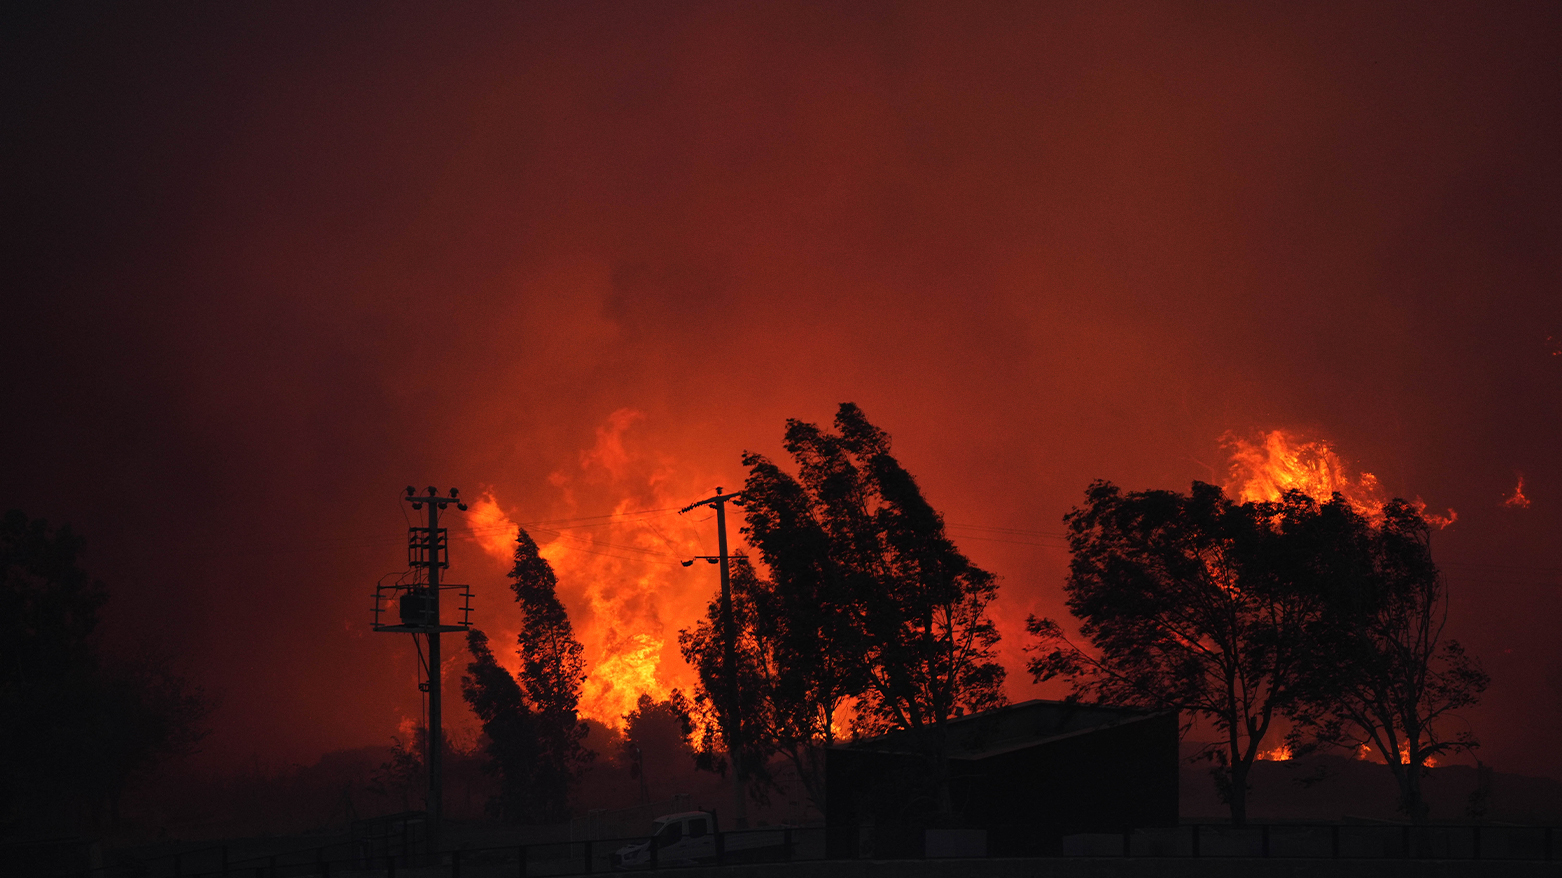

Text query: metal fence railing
(6, 826), (826, 878)
(9, 821), (1555, 877)
(1067, 822), (1555, 861)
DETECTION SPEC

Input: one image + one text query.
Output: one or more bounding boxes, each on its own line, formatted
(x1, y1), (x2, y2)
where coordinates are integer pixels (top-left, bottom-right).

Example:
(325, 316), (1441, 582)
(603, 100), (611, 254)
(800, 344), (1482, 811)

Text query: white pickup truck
(612, 811), (792, 869)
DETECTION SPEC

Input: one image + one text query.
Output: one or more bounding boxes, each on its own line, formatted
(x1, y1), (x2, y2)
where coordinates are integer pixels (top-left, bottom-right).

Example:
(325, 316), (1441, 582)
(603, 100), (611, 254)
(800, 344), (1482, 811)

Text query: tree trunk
(928, 722), (955, 826)
(1400, 762), (1429, 825)
(1228, 763), (1248, 826)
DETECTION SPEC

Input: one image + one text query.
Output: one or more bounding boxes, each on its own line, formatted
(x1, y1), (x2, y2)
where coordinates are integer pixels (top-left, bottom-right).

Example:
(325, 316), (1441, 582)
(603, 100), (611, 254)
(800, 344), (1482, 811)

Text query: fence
(1066, 822), (1556, 861)
(9, 826), (823, 878)
(10, 822), (1556, 877)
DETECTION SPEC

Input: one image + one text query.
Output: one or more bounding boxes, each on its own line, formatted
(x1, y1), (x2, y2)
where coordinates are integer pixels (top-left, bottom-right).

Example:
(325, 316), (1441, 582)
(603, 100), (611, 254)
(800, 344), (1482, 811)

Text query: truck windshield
(655, 821), (683, 848)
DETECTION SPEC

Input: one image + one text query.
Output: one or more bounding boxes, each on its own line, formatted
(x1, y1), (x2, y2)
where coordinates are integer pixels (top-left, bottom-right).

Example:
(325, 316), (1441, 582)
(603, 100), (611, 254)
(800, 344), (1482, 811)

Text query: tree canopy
(1, 510), (211, 836)
(1030, 481), (1486, 824)
(1029, 480), (1323, 823)
(1288, 497), (1488, 822)
(618, 694), (695, 804)
(680, 403), (1005, 812)
(463, 528), (591, 823)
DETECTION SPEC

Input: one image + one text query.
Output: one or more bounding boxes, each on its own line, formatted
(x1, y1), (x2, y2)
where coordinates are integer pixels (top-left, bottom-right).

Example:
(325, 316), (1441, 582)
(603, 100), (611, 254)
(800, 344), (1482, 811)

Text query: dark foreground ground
(10, 751), (1560, 876)
(300, 859), (1562, 878)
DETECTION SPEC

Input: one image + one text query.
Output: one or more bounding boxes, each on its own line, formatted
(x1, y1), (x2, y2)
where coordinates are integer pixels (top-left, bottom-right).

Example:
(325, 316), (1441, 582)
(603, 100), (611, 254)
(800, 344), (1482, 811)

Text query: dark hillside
(1181, 751), (1562, 823)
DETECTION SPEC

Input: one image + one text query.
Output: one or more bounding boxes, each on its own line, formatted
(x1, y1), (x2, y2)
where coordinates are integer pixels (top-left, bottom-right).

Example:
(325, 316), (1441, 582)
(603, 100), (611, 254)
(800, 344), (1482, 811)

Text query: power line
(158, 506), (1559, 588)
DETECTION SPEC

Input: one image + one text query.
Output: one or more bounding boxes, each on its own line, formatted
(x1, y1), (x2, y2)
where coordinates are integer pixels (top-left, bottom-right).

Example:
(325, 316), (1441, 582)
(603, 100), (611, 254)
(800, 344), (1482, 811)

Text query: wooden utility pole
(375, 486), (469, 857)
(680, 487), (748, 829)
(421, 492), (446, 853)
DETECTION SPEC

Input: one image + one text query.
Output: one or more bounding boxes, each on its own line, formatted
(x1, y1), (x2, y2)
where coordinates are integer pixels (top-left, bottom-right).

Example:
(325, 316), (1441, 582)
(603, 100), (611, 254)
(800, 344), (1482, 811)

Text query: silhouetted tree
(1289, 498), (1488, 824)
(782, 405), (1006, 732)
(681, 404), (1005, 817)
(1029, 482), (1326, 825)
(679, 555), (839, 809)
(462, 528), (590, 823)
(676, 561), (774, 796)
(370, 730), (429, 812)
(465, 630), (540, 820)
(618, 694), (694, 803)
(0, 510), (211, 835)
(85, 648), (213, 826)
(368, 725), (490, 818)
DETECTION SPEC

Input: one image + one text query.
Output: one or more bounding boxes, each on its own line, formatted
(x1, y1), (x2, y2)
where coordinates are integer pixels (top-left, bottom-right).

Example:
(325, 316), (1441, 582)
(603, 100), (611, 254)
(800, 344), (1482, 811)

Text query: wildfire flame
(459, 408), (726, 728)
(1355, 742), (1438, 767)
(1224, 430), (1384, 512)
(1223, 430), (1455, 528)
(1503, 474), (1531, 509)
(1256, 743), (1293, 761)
(465, 490), (523, 562)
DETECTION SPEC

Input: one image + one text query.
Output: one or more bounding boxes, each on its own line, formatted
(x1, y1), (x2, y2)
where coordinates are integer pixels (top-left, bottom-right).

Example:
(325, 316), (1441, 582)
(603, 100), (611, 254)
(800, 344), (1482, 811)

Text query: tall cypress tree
(463, 528), (590, 822)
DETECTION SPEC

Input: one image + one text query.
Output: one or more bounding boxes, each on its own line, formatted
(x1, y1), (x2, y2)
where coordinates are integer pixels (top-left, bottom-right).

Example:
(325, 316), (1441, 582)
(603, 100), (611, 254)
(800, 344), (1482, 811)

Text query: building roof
(837, 699), (1174, 761)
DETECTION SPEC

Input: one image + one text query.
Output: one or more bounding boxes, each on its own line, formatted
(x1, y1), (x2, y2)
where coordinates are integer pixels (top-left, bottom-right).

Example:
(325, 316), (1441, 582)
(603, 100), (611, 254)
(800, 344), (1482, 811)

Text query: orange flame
(1503, 474), (1531, 509)
(1224, 430), (1387, 514)
(1355, 741), (1438, 767)
(465, 490), (522, 563)
(1223, 430), (1455, 528)
(1256, 743), (1293, 761)
(464, 409), (728, 728)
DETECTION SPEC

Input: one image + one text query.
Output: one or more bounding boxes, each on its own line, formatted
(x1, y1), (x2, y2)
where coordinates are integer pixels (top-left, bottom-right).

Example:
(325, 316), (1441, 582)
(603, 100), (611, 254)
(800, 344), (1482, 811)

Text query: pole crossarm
(680, 554), (748, 567)
(404, 485), (468, 511)
(679, 488), (745, 514)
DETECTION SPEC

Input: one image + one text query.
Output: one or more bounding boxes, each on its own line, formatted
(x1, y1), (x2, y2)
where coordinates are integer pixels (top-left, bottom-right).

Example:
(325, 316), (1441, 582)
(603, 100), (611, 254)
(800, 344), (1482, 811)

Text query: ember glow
(1354, 742), (1438, 768)
(1503, 474), (1531, 509)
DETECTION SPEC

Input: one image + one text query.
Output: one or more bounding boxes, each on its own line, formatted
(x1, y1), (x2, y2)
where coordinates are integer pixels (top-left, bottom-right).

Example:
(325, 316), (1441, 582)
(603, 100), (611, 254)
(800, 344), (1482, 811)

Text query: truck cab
(614, 811), (715, 868)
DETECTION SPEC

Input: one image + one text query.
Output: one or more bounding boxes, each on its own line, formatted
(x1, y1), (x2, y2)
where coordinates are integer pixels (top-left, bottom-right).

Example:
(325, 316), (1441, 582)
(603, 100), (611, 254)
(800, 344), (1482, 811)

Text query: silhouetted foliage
(85, 647), (213, 826)
(462, 528), (590, 823)
(369, 731), (427, 812)
(0, 510), (212, 836)
(1032, 482), (1488, 826)
(368, 725), (490, 816)
(676, 560), (791, 803)
(1028, 482), (1326, 825)
(618, 694), (695, 804)
(1287, 497), (1488, 823)
(681, 404), (1005, 814)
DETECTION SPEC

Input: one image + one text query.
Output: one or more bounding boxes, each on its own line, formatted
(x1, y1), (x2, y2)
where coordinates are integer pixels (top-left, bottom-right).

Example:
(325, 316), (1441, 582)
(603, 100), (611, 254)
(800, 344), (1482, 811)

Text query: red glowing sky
(5, 3), (1560, 780)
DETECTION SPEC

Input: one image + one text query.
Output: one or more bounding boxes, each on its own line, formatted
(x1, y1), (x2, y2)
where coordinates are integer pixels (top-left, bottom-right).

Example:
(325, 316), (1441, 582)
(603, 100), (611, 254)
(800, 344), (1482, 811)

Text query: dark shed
(825, 699), (1178, 857)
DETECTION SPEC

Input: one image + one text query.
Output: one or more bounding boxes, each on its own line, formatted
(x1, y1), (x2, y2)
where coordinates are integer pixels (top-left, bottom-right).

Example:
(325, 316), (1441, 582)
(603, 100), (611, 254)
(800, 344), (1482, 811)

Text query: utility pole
(680, 487), (747, 829)
(373, 486), (470, 858)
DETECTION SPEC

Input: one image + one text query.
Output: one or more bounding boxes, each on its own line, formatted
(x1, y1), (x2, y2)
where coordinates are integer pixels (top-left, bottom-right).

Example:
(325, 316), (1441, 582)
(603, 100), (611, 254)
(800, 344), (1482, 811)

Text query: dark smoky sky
(5, 3), (1560, 779)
